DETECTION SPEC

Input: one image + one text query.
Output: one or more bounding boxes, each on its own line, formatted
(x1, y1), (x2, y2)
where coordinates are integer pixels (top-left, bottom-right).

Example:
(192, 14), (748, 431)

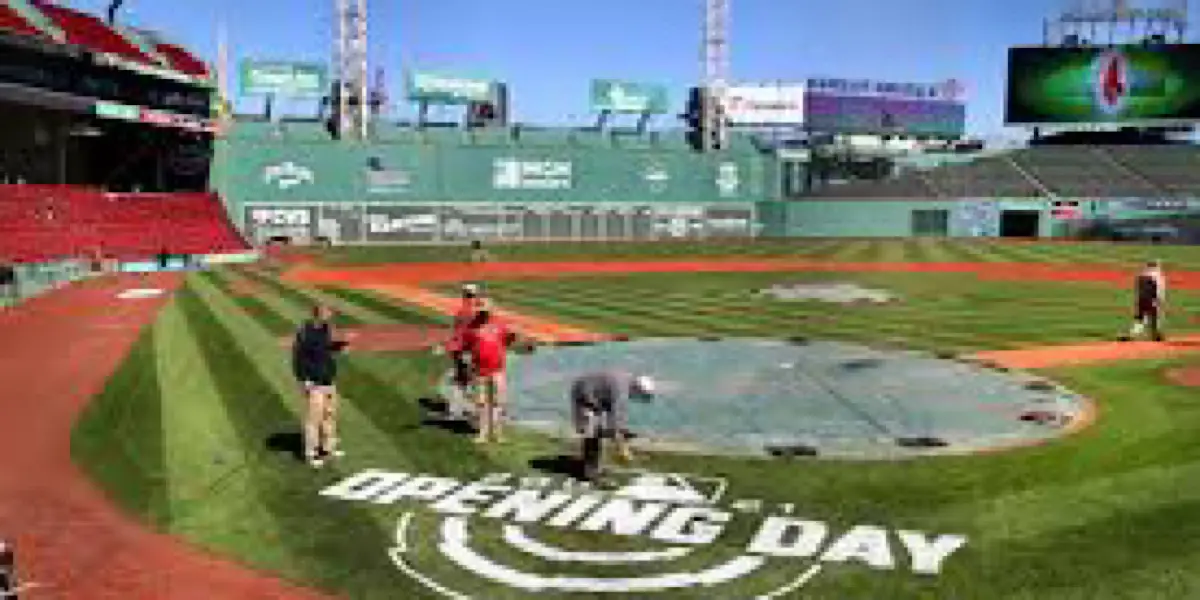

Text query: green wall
(212, 135), (772, 231)
(757, 199), (1059, 238)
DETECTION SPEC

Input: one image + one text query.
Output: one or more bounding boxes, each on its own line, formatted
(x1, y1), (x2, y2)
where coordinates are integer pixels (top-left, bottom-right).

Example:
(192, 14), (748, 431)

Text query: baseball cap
(632, 375), (656, 398)
(462, 283), (480, 296)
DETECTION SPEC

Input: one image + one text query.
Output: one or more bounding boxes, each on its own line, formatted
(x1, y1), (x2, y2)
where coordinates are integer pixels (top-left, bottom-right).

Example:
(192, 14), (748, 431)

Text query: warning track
(0, 274), (331, 599)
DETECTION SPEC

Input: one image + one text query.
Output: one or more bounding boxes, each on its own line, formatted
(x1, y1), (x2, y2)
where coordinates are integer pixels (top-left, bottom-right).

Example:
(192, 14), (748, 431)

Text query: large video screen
(804, 94), (965, 137)
(1005, 45), (1200, 124)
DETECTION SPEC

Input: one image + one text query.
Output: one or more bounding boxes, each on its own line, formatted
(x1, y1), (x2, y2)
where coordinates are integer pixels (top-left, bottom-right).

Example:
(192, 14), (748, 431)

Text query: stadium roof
(0, 0), (209, 83)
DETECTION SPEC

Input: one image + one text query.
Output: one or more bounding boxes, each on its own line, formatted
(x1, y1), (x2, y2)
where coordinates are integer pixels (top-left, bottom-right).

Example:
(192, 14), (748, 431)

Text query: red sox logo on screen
(1095, 50), (1129, 115)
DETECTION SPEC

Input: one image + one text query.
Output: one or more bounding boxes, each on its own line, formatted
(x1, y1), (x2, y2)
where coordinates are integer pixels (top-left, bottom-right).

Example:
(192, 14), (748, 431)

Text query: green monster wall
(212, 137), (772, 225)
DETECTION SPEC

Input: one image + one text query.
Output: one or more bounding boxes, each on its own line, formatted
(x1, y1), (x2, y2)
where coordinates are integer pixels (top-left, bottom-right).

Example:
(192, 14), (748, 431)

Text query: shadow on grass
(529, 454), (584, 479)
(265, 431), (304, 461)
(417, 397), (478, 435)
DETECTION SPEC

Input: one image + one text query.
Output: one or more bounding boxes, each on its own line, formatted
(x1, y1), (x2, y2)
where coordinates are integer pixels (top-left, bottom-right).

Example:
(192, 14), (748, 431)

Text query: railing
(1, 259), (91, 308)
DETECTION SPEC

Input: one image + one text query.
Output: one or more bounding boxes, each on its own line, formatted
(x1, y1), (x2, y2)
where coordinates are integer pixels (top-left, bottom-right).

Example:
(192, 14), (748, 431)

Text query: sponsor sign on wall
(244, 206), (315, 242)
(364, 206), (439, 242)
(721, 85), (807, 126)
(492, 158), (573, 190)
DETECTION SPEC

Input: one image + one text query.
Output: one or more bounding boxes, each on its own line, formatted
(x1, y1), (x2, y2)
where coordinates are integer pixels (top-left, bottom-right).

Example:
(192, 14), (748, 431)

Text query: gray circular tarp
(444, 338), (1087, 460)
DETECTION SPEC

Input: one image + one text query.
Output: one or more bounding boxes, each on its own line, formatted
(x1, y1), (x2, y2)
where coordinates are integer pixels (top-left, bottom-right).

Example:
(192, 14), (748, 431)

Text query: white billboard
(721, 85), (806, 126)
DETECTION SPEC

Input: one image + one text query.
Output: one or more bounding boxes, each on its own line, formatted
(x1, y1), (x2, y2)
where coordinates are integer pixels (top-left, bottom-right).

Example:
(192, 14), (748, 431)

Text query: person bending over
(292, 304), (351, 468)
(570, 371), (656, 482)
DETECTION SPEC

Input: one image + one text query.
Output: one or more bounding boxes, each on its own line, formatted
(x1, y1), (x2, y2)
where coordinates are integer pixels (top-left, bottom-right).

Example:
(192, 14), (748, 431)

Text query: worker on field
(442, 283), (484, 418)
(468, 239), (493, 264)
(570, 371), (657, 482)
(461, 300), (531, 444)
(292, 304), (352, 468)
(1124, 260), (1167, 342)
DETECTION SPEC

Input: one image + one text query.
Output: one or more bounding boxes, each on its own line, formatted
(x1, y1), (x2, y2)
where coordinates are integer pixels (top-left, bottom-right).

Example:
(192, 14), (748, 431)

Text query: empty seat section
(0, 185), (248, 263)
(922, 157), (1041, 198)
(1010, 147), (1158, 197)
(1102, 146), (1200, 196)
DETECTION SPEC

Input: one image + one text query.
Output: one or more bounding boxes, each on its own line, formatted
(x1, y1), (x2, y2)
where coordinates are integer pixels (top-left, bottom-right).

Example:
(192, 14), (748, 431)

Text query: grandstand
(808, 143), (1200, 201)
(0, 0), (248, 266)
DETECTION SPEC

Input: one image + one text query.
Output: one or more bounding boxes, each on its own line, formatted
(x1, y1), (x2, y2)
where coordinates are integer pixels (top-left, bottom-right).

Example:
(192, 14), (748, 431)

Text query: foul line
(755, 564), (823, 600)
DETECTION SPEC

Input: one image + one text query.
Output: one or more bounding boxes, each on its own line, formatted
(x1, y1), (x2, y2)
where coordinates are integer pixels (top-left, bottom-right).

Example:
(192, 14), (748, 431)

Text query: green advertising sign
(239, 61), (328, 98)
(1005, 44), (1200, 124)
(590, 79), (669, 114)
(94, 101), (141, 121)
(407, 71), (495, 105)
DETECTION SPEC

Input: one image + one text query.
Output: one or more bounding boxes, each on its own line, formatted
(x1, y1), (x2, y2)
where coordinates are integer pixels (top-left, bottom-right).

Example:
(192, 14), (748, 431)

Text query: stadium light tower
(703, 0), (730, 151)
(334, 0), (370, 140)
(1044, 0), (1188, 46)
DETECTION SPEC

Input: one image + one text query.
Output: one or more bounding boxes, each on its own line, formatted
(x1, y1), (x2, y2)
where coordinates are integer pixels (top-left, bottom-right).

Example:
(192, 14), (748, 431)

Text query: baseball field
(65, 239), (1200, 599)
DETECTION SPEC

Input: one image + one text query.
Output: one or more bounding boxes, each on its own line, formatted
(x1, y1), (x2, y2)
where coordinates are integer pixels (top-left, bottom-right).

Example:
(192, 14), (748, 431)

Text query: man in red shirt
(462, 300), (524, 444)
(443, 284), (482, 417)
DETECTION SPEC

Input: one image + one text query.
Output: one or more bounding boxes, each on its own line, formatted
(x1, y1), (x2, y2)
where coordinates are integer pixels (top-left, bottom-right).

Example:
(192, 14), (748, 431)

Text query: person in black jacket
(1123, 260), (1166, 342)
(292, 304), (350, 468)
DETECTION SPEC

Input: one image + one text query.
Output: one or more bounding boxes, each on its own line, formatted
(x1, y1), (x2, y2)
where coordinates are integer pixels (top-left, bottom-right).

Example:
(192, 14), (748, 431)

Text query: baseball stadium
(5, 0), (1200, 598)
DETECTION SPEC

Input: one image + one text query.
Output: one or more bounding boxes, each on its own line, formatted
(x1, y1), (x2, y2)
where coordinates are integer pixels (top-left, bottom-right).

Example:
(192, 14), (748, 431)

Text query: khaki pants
(303, 383), (339, 459)
(473, 372), (507, 441)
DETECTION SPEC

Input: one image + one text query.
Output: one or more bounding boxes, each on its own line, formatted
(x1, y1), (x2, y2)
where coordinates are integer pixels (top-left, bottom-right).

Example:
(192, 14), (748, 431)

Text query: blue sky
(68, 0), (1195, 137)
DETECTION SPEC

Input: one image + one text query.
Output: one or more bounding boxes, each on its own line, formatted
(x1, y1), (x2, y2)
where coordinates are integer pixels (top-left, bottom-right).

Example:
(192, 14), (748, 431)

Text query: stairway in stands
(0, 185), (249, 263)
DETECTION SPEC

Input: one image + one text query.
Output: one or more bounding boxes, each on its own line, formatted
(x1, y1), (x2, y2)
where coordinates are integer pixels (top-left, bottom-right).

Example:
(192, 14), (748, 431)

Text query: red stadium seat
(0, 5), (42, 37)
(32, 1), (154, 64)
(154, 42), (209, 77)
(0, 185), (250, 263)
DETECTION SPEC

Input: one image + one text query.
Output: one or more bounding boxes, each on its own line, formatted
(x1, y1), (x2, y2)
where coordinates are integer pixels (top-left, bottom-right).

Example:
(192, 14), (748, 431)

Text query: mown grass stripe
(318, 284), (448, 326)
(202, 270), (295, 335)
(72, 318), (170, 525)
(197, 269), (539, 476)
(234, 266), (365, 327)
(240, 265), (393, 325)
(174, 280), (371, 586)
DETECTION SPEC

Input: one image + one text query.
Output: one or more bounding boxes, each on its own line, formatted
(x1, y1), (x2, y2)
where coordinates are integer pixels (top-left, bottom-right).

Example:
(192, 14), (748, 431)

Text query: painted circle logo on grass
(321, 469), (968, 597)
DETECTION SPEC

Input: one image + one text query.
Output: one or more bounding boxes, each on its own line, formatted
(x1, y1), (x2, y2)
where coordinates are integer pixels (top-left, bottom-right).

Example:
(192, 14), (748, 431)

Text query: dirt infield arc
(0, 274), (331, 599)
(288, 259), (1200, 369)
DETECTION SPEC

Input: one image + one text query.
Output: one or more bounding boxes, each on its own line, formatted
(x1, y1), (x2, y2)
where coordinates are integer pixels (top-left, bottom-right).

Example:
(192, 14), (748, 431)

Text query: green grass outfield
(72, 240), (1200, 599)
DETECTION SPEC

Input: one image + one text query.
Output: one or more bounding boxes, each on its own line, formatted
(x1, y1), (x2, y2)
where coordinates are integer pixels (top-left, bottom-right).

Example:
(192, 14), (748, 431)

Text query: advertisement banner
(806, 77), (965, 101)
(492, 158), (573, 190)
(590, 79), (670, 114)
(239, 61), (327, 98)
(721, 85), (806, 126)
(804, 94), (966, 137)
(1005, 44), (1200, 124)
(440, 205), (505, 241)
(243, 206), (316, 242)
(363, 206), (440, 242)
(407, 71), (495, 105)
